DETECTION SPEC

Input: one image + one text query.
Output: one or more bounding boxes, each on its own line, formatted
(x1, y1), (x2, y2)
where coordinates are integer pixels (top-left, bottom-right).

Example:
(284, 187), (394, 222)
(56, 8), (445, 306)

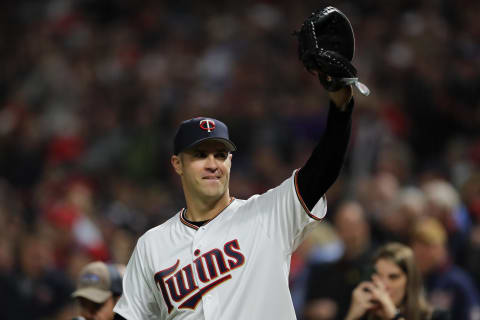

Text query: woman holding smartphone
(345, 242), (449, 320)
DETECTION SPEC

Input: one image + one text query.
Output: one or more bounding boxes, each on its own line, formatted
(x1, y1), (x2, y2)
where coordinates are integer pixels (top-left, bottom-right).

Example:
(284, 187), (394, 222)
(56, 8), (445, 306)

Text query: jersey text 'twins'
(154, 239), (245, 313)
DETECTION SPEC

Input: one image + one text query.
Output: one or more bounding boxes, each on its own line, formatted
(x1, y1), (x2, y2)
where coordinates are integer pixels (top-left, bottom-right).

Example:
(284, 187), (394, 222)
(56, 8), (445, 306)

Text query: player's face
(172, 140), (232, 201)
(374, 258), (407, 307)
(78, 297), (116, 320)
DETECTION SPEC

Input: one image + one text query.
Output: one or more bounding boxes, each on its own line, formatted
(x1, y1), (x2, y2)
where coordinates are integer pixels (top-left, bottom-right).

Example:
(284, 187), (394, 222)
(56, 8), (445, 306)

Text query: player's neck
(184, 192), (232, 222)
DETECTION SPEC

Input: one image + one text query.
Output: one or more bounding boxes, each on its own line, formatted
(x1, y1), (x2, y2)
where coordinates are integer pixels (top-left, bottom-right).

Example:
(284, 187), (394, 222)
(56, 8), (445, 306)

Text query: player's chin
(201, 180), (224, 192)
(201, 190), (226, 201)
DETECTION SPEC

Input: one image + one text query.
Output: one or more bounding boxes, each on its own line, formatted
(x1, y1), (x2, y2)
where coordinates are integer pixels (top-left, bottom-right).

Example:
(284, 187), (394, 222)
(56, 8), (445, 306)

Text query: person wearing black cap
(72, 261), (125, 320)
(113, 85), (354, 319)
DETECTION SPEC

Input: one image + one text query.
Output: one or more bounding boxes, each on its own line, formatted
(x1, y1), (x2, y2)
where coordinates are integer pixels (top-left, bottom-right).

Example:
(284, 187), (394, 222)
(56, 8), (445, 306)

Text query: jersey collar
(180, 197), (235, 230)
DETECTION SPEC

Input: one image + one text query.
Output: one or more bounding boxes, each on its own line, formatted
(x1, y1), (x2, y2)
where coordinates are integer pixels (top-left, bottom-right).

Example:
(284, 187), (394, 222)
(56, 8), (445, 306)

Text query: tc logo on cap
(199, 119), (215, 133)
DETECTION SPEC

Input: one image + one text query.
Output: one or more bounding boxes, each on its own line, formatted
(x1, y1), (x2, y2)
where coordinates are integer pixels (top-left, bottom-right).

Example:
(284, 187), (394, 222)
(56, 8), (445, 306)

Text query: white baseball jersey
(114, 170), (327, 320)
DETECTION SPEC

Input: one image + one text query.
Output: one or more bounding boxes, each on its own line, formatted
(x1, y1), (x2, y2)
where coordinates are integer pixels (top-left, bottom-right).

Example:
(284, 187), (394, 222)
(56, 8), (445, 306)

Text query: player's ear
(171, 155), (183, 175)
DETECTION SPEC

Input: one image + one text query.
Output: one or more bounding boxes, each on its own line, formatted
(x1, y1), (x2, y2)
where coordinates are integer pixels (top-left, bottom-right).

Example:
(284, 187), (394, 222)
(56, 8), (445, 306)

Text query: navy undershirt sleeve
(297, 99), (353, 211)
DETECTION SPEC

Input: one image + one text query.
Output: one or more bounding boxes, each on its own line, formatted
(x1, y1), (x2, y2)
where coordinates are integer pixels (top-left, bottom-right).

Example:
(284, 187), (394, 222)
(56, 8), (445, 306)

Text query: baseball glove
(294, 6), (370, 96)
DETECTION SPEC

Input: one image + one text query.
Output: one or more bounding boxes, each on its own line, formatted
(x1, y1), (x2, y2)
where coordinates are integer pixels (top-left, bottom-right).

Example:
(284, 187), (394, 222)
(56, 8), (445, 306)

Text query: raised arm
(296, 86), (353, 210)
(293, 6), (370, 211)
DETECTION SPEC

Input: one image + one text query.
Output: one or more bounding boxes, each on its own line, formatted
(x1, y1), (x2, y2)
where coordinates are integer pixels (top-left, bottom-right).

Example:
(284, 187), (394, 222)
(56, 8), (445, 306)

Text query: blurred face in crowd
(411, 241), (444, 274)
(334, 202), (369, 258)
(374, 258), (407, 307)
(78, 297), (116, 320)
(172, 140), (232, 204)
(20, 236), (52, 277)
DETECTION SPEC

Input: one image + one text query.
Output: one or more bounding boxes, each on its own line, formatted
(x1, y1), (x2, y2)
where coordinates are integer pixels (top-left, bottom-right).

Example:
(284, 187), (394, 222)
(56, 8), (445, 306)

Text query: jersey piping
(294, 169), (324, 221)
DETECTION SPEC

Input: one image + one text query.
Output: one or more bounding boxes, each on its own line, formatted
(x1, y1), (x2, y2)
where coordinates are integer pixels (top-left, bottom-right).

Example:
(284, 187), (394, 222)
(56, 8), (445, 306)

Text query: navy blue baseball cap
(173, 117), (237, 155)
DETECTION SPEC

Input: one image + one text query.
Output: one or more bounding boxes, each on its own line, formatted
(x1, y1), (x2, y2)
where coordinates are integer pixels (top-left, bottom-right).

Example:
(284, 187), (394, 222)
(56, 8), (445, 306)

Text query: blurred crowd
(0, 0), (479, 319)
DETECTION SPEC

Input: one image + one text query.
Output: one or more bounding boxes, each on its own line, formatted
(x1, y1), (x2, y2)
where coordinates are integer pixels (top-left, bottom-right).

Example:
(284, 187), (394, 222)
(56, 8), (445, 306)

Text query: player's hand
(344, 282), (378, 320)
(328, 84), (353, 111)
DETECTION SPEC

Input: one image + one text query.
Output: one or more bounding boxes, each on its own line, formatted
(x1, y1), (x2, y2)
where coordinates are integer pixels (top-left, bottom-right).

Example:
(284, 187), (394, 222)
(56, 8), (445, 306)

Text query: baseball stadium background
(0, 0), (479, 319)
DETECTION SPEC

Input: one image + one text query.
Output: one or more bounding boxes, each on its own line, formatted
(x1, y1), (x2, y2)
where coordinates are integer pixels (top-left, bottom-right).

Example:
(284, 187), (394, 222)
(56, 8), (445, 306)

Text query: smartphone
(361, 264), (377, 284)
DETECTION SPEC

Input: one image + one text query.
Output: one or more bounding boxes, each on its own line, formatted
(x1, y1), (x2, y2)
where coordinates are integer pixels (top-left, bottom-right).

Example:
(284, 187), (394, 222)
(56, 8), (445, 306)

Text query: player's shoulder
(139, 210), (183, 242)
(229, 196), (259, 211)
(235, 171), (297, 205)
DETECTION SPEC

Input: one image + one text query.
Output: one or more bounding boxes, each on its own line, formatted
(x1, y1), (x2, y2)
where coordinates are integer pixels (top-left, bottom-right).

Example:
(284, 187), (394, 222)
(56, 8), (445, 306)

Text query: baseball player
(113, 7), (364, 319)
(113, 89), (354, 320)
(113, 88), (353, 320)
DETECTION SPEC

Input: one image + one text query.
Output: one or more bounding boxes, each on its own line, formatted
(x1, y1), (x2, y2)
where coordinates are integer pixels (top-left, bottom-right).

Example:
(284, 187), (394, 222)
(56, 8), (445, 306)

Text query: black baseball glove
(294, 6), (370, 96)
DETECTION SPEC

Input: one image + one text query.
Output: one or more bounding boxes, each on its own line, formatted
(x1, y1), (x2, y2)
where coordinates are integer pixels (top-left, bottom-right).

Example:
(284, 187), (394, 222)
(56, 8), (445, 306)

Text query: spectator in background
(422, 179), (471, 265)
(376, 187), (427, 244)
(357, 172), (399, 223)
(412, 217), (480, 320)
(43, 178), (110, 268)
(462, 173), (480, 293)
(290, 222), (343, 318)
(345, 242), (449, 320)
(304, 201), (375, 320)
(72, 261), (125, 320)
(355, 172), (400, 244)
(0, 233), (75, 320)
